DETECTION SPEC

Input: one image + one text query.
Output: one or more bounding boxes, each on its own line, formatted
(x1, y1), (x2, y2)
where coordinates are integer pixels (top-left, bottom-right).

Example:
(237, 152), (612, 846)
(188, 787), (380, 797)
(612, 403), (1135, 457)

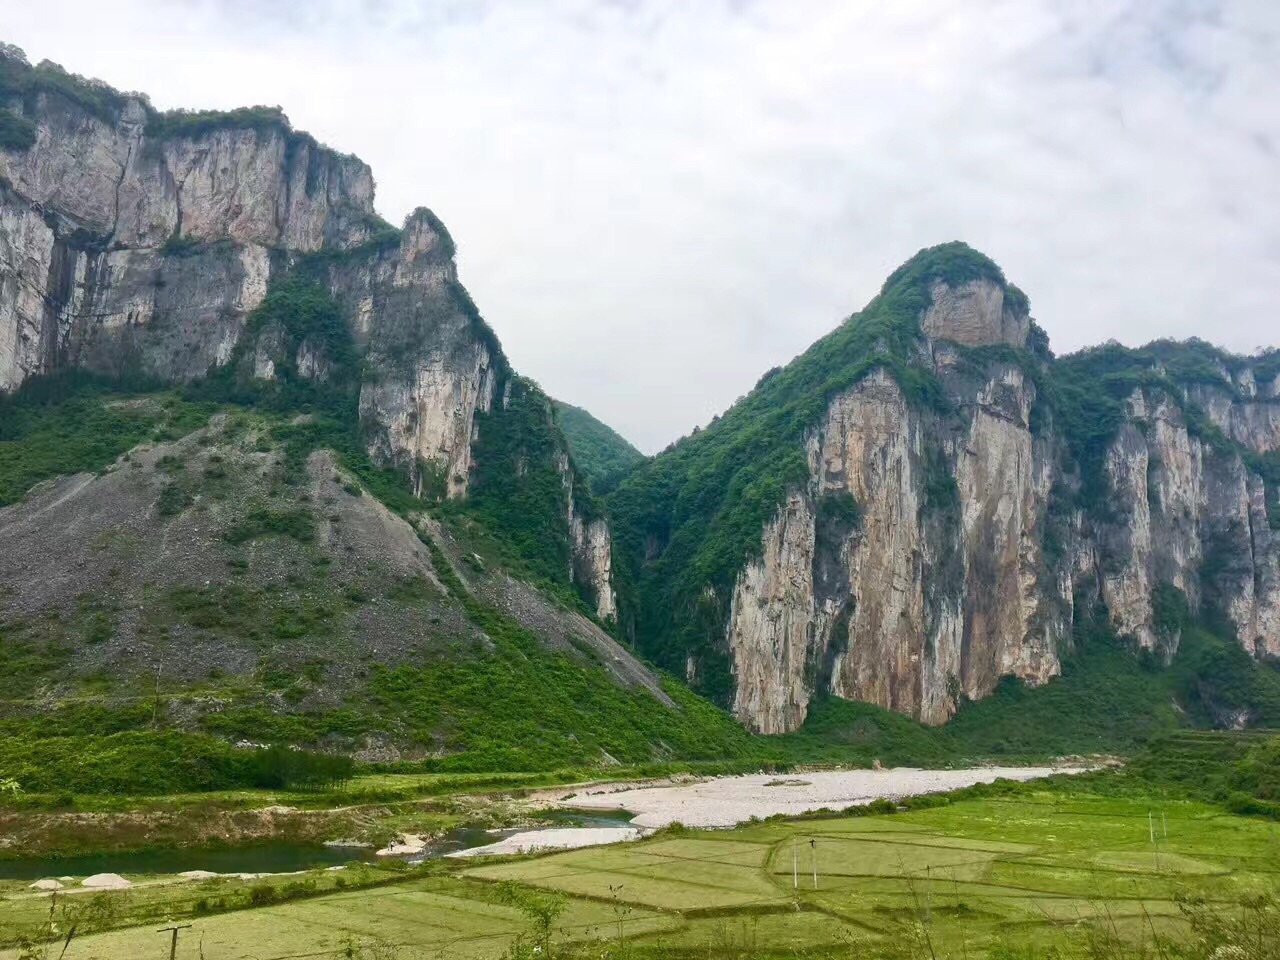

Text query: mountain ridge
(609, 242), (1280, 732)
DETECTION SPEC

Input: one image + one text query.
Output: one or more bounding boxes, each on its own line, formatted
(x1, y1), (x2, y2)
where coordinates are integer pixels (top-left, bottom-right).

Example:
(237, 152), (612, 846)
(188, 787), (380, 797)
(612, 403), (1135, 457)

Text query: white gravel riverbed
(554, 765), (1086, 829)
(446, 826), (644, 858)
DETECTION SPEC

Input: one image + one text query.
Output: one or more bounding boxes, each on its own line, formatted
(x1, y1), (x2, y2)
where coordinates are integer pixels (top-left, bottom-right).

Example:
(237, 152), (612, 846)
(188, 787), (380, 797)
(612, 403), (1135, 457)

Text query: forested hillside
(553, 400), (646, 494)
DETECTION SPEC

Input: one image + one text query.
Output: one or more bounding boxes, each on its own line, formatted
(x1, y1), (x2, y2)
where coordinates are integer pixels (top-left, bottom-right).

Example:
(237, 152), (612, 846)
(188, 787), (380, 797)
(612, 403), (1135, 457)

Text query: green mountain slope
(0, 299), (750, 795)
(553, 400), (646, 494)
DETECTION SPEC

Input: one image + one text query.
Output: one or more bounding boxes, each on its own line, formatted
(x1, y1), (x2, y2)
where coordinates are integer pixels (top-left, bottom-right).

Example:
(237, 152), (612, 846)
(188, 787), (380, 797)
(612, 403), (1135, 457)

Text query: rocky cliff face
(564, 451), (619, 622)
(617, 252), (1280, 734)
(0, 81), (376, 391)
(1096, 387), (1280, 661)
(725, 284), (1064, 732)
(920, 278), (1028, 348)
(0, 48), (615, 619)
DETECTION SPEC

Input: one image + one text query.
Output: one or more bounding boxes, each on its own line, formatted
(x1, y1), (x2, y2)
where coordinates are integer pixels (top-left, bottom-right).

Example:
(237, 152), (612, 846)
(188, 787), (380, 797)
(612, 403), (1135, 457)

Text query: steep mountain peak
(401, 206), (458, 261)
(885, 241), (1030, 348)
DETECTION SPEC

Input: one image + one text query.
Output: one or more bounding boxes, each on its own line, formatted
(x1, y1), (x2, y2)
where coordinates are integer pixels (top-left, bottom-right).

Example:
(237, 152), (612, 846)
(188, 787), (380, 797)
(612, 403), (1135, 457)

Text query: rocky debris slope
(0, 409), (657, 749)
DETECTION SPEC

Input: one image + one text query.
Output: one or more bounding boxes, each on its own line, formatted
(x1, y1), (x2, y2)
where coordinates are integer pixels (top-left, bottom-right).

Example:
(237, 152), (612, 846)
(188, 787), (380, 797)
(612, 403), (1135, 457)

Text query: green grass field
(4, 784), (1277, 959)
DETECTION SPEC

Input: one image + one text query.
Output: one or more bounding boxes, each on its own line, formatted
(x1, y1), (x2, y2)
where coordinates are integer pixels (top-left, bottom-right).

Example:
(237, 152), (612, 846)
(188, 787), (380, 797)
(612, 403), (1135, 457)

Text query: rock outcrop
(0, 75), (376, 392)
(921, 278), (1029, 348)
(561, 451), (619, 622)
(726, 490), (820, 733)
(1095, 387), (1280, 661)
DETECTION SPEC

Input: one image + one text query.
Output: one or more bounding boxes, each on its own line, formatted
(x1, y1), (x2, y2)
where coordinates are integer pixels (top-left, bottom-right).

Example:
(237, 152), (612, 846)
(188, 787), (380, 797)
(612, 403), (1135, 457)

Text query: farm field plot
(4, 790), (1279, 958)
(467, 790), (1280, 957)
(0, 876), (678, 959)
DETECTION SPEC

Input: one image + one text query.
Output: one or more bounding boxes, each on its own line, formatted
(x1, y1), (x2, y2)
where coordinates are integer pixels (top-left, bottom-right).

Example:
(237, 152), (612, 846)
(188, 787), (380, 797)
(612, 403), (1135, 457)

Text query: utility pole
(925, 866), (931, 923)
(157, 923), (192, 960)
(809, 839), (818, 890)
(1149, 812), (1161, 873)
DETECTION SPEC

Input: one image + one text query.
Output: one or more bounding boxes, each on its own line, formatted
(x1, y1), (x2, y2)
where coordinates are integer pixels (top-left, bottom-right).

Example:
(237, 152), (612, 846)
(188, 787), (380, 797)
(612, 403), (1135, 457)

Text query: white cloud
(7, 0), (1279, 451)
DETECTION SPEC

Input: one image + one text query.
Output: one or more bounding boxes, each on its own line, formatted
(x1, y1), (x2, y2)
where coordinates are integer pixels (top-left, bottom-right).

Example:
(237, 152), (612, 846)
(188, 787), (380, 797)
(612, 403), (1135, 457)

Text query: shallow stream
(0, 811), (635, 880)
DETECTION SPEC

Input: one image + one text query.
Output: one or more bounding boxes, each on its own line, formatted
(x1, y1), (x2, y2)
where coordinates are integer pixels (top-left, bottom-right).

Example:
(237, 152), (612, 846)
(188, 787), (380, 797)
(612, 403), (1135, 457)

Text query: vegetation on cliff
(0, 108), (35, 150)
(0, 45), (131, 122)
(552, 400), (645, 495)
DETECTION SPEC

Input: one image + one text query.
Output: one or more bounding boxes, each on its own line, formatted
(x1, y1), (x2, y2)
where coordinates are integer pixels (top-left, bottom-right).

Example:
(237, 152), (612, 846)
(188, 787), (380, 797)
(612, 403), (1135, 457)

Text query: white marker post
(810, 839), (818, 890)
(792, 838), (798, 889)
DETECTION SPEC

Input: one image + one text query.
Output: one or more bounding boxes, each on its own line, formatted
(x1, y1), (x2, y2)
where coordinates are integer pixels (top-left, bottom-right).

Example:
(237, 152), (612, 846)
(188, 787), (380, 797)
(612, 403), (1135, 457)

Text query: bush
(156, 482), (192, 517)
(146, 105), (289, 140)
(224, 507), (315, 545)
(0, 108), (36, 150)
(0, 729), (353, 795)
(248, 745), (354, 790)
(248, 883), (279, 906)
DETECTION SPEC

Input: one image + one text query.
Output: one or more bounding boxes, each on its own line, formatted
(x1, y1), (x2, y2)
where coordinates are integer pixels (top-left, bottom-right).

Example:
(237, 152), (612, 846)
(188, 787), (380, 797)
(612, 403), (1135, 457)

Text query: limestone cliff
(0, 46), (614, 618)
(563, 449), (619, 622)
(613, 244), (1280, 733)
(725, 323), (1063, 731)
(1096, 387), (1280, 660)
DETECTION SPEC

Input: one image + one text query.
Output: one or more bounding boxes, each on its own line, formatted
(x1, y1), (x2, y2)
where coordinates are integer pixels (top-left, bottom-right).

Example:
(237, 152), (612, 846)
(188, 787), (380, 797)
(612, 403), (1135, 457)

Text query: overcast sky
(8, 1), (1279, 452)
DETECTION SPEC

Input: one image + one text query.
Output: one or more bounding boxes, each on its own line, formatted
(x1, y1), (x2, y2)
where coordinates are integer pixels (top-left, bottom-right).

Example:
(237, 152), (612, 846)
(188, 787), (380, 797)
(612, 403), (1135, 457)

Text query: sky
(7, 1), (1279, 453)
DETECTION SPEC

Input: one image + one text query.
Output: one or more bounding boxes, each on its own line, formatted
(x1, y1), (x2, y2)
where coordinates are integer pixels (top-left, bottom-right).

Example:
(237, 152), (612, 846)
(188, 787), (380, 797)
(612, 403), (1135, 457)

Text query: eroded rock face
(817, 369), (942, 721)
(726, 491), (818, 734)
(952, 366), (1061, 700)
(1188, 383), (1280, 454)
(360, 348), (496, 499)
(1242, 477), (1280, 658)
(1096, 388), (1280, 660)
(571, 516), (619, 622)
(726, 362), (1066, 732)
(0, 193), (55, 389)
(1101, 418), (1158, 649)
(921, 278), (1029, 348)
(561, 452), (619, 622)
(0, 85), (373, 392)
(0, 97), (374, 251)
